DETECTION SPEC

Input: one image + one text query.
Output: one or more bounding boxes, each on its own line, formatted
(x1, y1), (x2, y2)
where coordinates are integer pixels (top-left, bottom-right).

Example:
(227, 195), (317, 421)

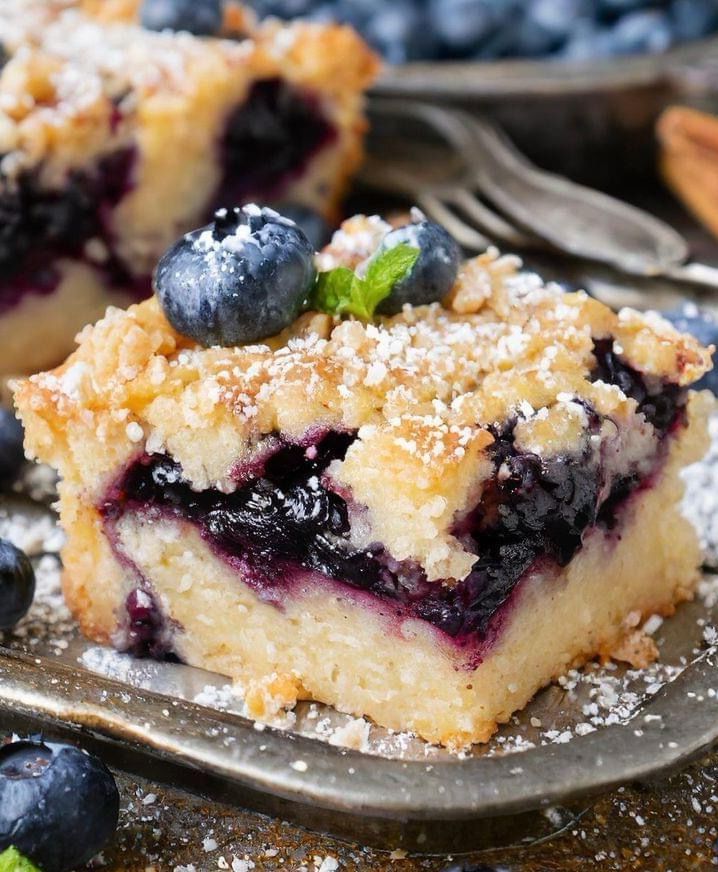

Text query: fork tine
(457, 111), (690, 274)
(445, 187), (538, 248)
(417, 191), (491, 251)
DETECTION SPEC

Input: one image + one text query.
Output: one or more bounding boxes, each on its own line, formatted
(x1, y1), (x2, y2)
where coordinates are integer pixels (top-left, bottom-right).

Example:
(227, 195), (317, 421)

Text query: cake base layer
(59, 394), (711, 747)
(0, 261), (137, 377)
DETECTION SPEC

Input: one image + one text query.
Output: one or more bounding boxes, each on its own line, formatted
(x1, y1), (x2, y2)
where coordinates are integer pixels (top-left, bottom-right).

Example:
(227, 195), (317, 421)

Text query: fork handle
(661, 262), (718, 292)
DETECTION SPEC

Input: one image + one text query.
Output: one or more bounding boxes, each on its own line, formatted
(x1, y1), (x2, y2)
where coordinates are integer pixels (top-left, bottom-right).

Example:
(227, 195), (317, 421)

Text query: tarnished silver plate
(1, 465), (718, 852)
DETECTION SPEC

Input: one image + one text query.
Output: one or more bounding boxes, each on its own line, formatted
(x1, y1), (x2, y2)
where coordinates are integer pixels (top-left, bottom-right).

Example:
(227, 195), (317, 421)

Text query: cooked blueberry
(154, 205), (316, 346)
(0, 737), (119, 872)
(124, 587), (169, 657)
(375, 219), (461, 314)
(0, 539), (34, 630)
(140, 0), (224, 35)
(219, 79), (335, 204)
(591, 337), (684, 428)
(0, 148), (137, 314)
(0, 407), (24, 486)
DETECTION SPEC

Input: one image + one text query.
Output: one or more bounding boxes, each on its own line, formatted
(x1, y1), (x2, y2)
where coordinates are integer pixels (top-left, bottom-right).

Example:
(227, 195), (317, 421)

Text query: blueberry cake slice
(0, 1), (377, 376)
(15, 207), (714, 747)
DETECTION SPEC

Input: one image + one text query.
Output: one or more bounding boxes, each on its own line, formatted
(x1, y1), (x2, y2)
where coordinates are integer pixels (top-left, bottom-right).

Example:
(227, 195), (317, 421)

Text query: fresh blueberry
(271, 203), (331, 250)
(250, 0), (319, 17)
(155, 205), (316, 346)
(247, 0), (718, 61)
(513, 0), (593, 56)
(311, 0), (385, 30)
(559, 19), (618, 59)
(0, 407), (24, 486)
(362, 0), (437, 63)
(599, 0), (653, 15)
(428, 0), (497, 58)
(140, 0), (224, 35)
(0, 539), (34, 630)
(663, 303), (718, 394)
(670, 0), (718, 41)
(0, 737), (119, 872)
(375, 219), (461, 314)
(607, 9), (674, 55)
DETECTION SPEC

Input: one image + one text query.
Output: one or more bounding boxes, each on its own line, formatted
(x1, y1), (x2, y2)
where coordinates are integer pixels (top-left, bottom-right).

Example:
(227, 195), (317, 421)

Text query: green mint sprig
(0, 847), (42, 872)
(310, 243), (419, 320)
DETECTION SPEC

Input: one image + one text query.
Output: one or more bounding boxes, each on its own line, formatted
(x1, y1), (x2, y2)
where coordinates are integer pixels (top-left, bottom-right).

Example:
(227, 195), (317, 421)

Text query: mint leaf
(311, 266), (354, 314)
(360, 243), (421, 316)
(0, 847), (42, 872)
(311, 244), (419, 320)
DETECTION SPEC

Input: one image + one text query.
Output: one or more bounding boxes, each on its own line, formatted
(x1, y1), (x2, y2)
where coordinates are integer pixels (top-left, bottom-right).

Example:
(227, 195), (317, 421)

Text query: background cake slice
(15, 210), (714, 747)
(0, 0), (378, 375)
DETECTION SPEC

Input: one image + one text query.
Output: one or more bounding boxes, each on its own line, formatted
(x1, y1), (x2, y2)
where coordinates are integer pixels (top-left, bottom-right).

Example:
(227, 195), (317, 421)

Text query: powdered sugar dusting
(683, 412), (718, 567)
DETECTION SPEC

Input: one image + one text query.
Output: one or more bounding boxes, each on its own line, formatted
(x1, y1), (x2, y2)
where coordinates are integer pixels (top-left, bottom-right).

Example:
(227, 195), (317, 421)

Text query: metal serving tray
(1, 489), (717, 854)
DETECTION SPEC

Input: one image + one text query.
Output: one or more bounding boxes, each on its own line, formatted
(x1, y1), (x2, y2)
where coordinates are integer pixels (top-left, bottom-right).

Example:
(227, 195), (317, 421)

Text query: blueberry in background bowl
(0, 738), (119, 872)
(0, 539), (34, 631)
(140, 0), (224, 35)
(376, 218), (462, 314)
(0, 407), (24, 487)
(154, 205), (316, 347)
(248, 0), (718, 61)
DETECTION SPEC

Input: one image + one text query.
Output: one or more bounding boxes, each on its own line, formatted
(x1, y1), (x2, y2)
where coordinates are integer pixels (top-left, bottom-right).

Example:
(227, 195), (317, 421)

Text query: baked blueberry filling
(0, 148), (139, 315)
(591, 337), (684, 431)
(103, 340), (687, 655)
(216, 78), (336, 205)
(123, 587), (174, 658)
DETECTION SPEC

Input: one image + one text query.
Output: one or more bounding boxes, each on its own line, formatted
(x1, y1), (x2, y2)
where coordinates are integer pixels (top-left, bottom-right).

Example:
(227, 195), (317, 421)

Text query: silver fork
(362, 98), (718, 295)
